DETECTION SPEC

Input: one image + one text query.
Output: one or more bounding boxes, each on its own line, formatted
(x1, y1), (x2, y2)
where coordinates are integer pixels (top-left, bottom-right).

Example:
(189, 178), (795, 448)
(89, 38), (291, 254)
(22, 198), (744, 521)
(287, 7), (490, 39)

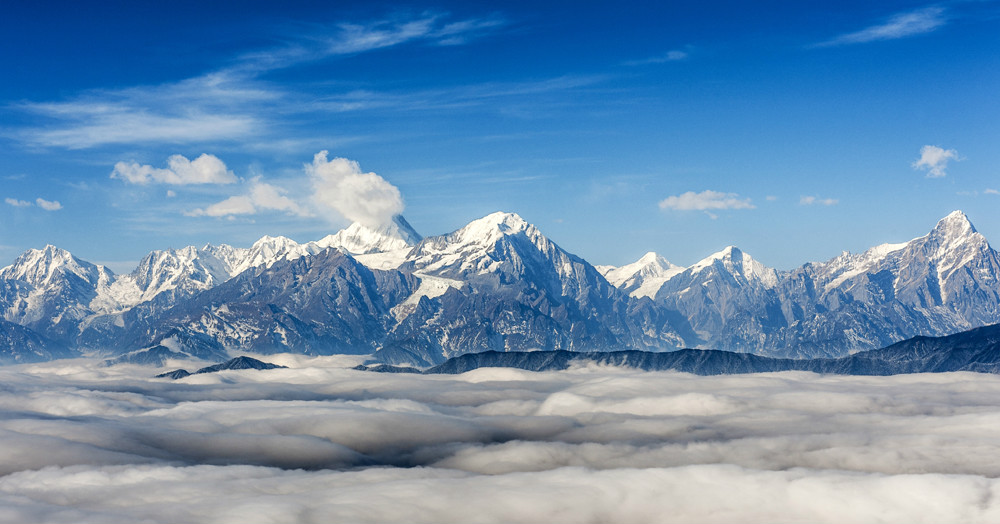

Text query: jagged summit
(0, 244), (108, 287)
(449, 212), (533, 244)
(599, 252), (683, 299)
(926, 210), (984, 253)
(689, 245), (779, 287)
(317, 215), (422, 255)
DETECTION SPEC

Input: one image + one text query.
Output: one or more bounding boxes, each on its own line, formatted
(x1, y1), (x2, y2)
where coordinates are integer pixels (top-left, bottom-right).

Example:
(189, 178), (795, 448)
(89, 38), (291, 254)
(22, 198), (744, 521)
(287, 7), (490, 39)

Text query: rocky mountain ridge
(1, 210), (998, 365)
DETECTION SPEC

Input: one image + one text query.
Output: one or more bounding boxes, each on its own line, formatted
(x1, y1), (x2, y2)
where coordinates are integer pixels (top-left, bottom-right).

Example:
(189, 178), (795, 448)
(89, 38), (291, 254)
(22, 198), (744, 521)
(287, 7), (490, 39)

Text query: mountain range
(1, 210), (998, 366)
(385, 322), (1000, 376)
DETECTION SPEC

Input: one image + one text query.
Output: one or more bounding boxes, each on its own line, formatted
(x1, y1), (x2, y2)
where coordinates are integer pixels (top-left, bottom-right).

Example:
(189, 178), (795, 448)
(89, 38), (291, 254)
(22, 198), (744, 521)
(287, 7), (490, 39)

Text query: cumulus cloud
(187, 178), (306, 218)
(4, 198), (31, 207)
(35, 198), (63, 211)
(307, 151), (404, 226)
(817, 7), (947, 46)
(658, 190), (754, 213)
(3, 359), (1000, 522)
(913, 145), (961, 178)
(111, 154), (238, 185)
(5, 197), (62, 210)
(799, 195), (839, 206)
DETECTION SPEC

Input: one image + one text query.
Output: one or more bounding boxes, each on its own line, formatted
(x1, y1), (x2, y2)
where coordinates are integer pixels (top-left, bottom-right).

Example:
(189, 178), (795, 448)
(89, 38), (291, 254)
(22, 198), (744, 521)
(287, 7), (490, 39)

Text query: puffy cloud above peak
(307, 151), (404, 227)
(913, 145), (961, 178)
(111, 154), (237, 185)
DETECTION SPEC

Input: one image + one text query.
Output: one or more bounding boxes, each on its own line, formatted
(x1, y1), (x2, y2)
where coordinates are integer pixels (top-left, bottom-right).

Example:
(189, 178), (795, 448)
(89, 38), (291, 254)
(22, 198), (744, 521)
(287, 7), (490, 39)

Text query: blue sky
(2, 0), (999, 272)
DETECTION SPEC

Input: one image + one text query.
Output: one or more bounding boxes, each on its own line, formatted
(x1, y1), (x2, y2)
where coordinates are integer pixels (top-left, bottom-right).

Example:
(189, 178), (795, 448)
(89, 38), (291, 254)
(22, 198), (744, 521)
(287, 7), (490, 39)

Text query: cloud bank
(3, 359), (1000, 522)
(307, 151), (404, 226)
(112, 154), (238, 185)
(913, 145), (960, 178)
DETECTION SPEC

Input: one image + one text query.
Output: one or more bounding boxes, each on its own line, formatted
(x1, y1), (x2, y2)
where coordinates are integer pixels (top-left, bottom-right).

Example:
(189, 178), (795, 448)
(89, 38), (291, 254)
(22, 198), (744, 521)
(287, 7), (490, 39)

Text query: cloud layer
(3, 358), (1000, 522)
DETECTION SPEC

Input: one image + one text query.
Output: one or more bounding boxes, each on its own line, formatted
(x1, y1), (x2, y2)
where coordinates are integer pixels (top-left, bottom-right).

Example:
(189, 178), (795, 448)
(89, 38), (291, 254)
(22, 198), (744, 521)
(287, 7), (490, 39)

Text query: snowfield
(2, 357), (1000, 523)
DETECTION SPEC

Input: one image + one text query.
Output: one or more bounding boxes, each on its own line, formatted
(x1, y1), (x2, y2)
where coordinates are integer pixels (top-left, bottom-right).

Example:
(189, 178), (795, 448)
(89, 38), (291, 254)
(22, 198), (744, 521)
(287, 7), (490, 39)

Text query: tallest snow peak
(933, 210), (977, 238)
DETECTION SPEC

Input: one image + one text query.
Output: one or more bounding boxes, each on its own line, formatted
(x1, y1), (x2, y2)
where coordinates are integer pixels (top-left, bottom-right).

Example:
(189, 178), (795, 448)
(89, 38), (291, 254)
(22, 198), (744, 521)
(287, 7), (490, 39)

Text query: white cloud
(624, 49), (689, 66)
(112, 154), (238, 186)
(307, 151), (403, 226)
(35, 198), (62, 211)
(765, 195), (778, 202)
(818, 7), (947, 46)
(4, 198), (31, 207)
(913, 145), (961, 178)
(658, 190), (754, 212)
(187, 178), (306, 218)
(799, 195), (839, 206)
(3, 360), (1000, 522)
(985, 189), (1000, 195)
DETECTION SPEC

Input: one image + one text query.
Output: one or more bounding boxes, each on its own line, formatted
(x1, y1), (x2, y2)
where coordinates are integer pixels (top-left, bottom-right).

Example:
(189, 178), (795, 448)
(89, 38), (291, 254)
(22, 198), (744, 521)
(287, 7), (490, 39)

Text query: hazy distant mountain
(407, 322), (1000, 376)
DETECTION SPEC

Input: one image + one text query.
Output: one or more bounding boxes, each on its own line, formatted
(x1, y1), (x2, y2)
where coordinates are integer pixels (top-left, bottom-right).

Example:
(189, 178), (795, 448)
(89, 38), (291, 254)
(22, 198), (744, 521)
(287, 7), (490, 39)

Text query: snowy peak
(0, 245), (107, 287)
(932, 210), (977, 239)
(600, 252), (684, 299)
(690, 246), (779, 287)
(231, 235), (316, 276)
(316, 215), (422, 255)
(451, 211), (534, 245)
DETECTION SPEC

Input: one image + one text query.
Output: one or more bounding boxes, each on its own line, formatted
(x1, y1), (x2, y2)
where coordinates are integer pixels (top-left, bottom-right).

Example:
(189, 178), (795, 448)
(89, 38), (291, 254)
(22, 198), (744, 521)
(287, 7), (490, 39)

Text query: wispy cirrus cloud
(816, 6), (948, 47)
(9, 12), (506, 150)
(238, 13), (505, 72)
(624, 49), (689, 66)
(16, 73), (270, 149)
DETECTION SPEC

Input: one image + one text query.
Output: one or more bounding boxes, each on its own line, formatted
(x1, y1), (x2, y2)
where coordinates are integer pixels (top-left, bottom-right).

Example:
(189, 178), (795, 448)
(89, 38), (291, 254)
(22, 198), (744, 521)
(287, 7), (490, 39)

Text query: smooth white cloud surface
(4, 359), (1000, 522)
(307, 151), (404, 226)
(659, 190), (754, 212)
(111, 154), (238, 185)
(913, 145), (960, 178)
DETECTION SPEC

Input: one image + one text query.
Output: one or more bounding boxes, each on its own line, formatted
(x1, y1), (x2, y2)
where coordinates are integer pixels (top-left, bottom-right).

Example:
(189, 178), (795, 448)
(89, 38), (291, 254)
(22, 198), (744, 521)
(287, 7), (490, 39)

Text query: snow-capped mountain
(0, 245), (115, 342)
(377, 212), (687, 365)
(597, 252), (684, 299)
(316, 215), (422, 255)
(2, 209), (1000, 365)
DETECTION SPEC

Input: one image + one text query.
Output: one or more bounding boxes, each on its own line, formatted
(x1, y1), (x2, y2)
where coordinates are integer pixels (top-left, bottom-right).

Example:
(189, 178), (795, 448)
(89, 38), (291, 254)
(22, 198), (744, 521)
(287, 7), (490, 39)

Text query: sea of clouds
(2, 356), (1000, 523)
